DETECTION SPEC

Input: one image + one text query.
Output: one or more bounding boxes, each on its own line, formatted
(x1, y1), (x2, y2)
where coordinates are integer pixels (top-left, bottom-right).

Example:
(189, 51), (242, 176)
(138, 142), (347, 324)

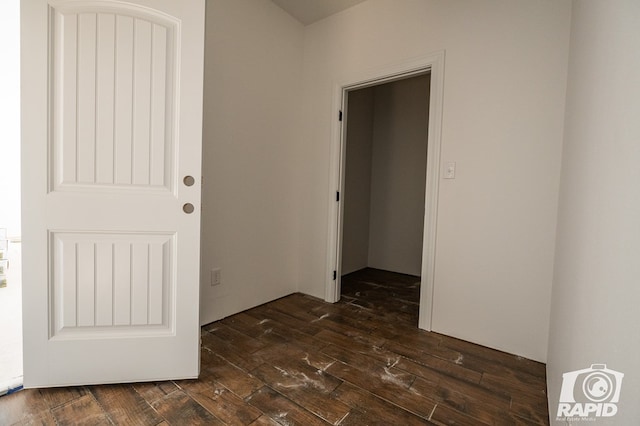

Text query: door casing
(325, 51), (445, 331)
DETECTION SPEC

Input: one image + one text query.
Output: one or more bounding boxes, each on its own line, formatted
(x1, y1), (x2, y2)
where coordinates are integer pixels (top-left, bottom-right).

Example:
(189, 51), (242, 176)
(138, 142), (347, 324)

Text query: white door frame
(325, 51), (445, 331)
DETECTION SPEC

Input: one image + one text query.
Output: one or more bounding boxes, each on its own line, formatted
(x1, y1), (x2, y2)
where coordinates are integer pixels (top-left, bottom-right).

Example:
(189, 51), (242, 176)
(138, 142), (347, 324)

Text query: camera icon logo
(557, 364), (624, 419)
(582, 369), (613, 402)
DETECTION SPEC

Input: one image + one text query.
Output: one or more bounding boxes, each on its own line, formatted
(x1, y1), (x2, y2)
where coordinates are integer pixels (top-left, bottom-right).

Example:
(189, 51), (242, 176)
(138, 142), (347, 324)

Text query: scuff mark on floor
(379, 361), (421, 394)
(275, 370), (329, 391)
(311, 313), (330, 323)
(274, 412), (293, 426)
(258, 319), (270, 325)
(274, 366), (290, 377)
(372, 345), (384, 353)
(320, 361), (335, 371)
(381, 366), (410, 388)
(302, 352), (335, 371)
(386, 357), (400, 368)
(302, 353), (312, 366)
(454, 354), (464, 365)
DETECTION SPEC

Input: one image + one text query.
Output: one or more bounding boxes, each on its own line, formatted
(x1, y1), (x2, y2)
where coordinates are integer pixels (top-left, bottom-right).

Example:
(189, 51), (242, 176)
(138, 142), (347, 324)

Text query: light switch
(444, 162), (456, 179)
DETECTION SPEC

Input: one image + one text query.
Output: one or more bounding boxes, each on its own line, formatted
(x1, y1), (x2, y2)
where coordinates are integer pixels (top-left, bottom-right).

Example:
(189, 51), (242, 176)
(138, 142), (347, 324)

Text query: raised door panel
(50, 4), (176, 192)
(49, 231), (174, 339)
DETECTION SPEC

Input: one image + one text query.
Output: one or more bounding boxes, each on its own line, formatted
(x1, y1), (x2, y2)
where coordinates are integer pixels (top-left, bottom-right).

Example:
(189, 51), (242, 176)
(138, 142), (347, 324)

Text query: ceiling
(270, 0), (369, 26)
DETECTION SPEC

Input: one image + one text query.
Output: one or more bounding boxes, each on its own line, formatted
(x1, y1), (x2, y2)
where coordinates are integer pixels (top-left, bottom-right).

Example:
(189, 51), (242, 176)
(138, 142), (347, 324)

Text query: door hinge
(333, 270), (337, 280)
(338, 110), (343, 121)
(336, 191), (340, 202)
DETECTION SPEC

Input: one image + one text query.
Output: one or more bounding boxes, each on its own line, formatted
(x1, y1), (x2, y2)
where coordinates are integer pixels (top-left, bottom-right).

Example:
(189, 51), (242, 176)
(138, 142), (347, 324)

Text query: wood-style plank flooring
(0, 268), (549, 425)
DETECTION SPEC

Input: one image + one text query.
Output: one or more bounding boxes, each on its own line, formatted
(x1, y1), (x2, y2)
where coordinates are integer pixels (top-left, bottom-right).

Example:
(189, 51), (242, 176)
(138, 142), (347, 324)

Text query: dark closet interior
(341, 73), (431, 281)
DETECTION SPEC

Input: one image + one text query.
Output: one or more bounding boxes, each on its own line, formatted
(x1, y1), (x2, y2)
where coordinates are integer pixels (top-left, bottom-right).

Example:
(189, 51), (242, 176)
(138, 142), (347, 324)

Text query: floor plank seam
(428, 402), (438, 421)
(86, 389), (105, 423)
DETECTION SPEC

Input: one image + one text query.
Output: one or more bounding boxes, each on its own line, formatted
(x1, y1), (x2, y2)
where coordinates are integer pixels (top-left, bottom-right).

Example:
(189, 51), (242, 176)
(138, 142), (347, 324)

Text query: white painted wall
(368, 75), (429, 276)
(199, 0), (304, 325)
(341, 87), (374, 275)
(547, 1), (640, 423)
(0, 0), (21, 239)
(298, 0), (571, 362)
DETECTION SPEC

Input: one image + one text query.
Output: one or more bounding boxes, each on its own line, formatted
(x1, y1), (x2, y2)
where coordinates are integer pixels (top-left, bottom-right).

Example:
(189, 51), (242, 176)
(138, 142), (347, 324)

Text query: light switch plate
(444, 162), (456, 179)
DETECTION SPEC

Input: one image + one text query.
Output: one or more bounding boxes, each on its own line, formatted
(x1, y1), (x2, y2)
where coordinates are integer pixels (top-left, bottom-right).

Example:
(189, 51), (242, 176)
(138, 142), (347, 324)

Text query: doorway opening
(340, 73), (430, 324)
(325, 52), (445, 331)
(0, 0), (23, 396)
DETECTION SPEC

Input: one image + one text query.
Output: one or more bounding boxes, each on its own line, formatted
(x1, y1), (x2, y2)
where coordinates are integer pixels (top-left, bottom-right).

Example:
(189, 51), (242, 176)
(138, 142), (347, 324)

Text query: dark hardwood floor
(0, 268), (549, 425)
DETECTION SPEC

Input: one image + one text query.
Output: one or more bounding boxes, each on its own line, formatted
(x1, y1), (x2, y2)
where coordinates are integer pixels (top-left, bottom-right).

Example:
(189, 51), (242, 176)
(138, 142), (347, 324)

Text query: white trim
(418, 51), (445, 331)
(325, 51), (445, 332)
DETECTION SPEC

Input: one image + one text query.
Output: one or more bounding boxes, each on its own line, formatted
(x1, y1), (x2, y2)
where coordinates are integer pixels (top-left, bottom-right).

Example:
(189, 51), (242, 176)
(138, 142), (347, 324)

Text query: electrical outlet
(210, 268), (221, 286)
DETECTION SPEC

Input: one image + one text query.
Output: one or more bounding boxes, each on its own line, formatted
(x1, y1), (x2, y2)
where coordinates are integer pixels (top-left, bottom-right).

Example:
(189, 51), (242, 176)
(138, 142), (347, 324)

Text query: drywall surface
(299, 0), (571, 361)
(368, 75), (429, 276)
(341, 87), (374, 275)
(200, 0), (304, 325)
(547, 1), (640, 423)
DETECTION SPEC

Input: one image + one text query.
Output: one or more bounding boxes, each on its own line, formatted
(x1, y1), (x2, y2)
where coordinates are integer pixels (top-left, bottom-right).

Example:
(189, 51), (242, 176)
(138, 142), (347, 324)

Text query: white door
(21, 0), (205, 387)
